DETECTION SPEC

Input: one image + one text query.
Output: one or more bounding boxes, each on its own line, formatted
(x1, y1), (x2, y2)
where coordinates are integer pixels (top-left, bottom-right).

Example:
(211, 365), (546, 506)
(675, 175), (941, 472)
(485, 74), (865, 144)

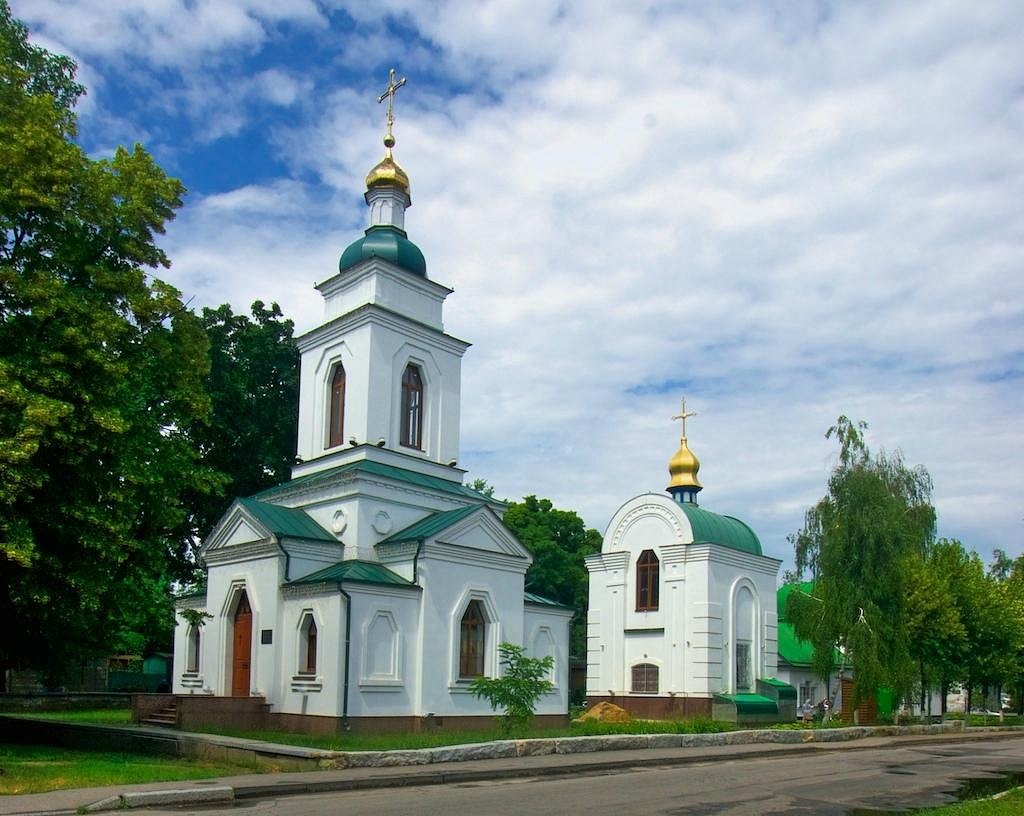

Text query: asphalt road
(145, 738), (1024, 816)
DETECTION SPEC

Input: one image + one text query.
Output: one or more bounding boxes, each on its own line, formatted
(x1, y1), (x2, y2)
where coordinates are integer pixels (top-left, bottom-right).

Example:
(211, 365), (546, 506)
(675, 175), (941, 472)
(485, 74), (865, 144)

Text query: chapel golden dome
(668, 436), (702, 489)
(365, 148), (410, 195)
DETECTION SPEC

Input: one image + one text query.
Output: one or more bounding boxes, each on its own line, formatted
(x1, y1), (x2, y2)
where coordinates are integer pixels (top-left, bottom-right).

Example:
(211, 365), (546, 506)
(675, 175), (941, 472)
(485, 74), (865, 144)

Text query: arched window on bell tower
(328, 363), (346, 448)
(400, 364), (423, 449)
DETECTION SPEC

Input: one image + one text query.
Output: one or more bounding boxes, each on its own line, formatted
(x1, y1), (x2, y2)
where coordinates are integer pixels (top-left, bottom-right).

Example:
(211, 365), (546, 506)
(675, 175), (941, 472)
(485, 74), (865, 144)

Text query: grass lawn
(189, 715), (734, 752)
(914, 787), (1024, 815)
(0, 743), (263, 796)
(7, 709), (132, 725)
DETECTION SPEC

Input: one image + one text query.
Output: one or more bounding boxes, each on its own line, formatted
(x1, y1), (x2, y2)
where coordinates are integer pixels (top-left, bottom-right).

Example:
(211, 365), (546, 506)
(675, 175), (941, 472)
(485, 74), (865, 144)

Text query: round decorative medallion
(372, 510), (393, 535)
(331, 509), (347, 536)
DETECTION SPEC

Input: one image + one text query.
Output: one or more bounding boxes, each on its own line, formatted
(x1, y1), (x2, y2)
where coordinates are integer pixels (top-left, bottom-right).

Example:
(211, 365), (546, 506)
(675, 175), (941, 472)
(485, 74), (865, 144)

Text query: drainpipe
(338, 583), (352, 726)
(412, 539), (424, 584)
(276, 541), (291, 581)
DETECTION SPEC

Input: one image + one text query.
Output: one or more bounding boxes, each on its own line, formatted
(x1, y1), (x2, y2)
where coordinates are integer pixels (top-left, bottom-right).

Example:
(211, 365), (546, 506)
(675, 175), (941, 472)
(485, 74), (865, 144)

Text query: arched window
(734, 586), (755, 691)
(299, 614), (318, 675)
(400, 364), (424, 449)
(636, 549), (660, 611)
(328, 363), (346, 448)
(186, 625), (201, 674)
(459, 600), (486, 678)
(631, 663), (659, 693)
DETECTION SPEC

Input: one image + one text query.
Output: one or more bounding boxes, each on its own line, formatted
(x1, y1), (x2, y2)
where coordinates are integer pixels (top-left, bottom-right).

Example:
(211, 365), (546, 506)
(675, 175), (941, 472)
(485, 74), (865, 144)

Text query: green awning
(715, 693), (779, 715)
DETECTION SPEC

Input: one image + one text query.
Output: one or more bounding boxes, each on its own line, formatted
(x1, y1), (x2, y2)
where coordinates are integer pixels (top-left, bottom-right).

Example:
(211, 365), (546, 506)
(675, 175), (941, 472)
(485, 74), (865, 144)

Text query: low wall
(0, 716), (179, 756)
(177, 695), (269, 731)
(0, 692), (131, 712)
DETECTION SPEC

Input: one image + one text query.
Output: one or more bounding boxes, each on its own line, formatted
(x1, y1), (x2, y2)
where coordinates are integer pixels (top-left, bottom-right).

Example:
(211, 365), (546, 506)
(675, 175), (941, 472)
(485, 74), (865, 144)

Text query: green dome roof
(679, 503), (762, 556)
(339, 225), (426, 278)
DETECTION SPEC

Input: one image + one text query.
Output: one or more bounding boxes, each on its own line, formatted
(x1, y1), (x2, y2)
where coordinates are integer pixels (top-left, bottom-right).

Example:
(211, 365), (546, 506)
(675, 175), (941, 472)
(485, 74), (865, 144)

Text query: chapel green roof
(380, 504), (482, 544)
(237, 497), (336, 542)
(290, 559), (416, 587)
(255, 459), (497, 504)
(679, 503), (762, 556)
(339, 224), (426, 278)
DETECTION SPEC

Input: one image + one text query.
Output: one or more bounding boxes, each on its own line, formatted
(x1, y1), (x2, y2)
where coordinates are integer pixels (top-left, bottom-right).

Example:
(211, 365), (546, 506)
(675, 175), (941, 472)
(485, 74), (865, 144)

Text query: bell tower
(292, 69), (469, 478)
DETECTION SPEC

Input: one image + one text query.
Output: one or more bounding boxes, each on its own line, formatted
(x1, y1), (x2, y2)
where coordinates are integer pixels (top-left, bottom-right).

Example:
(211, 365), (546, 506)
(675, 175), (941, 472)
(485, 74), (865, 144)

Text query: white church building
(167, 78), (571, 734)
(584, 408), (796, 722)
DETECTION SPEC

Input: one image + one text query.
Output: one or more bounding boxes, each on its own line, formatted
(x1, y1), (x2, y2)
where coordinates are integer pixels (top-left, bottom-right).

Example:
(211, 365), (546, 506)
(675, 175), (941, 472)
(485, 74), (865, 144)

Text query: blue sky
(14, 0), (1024, 569)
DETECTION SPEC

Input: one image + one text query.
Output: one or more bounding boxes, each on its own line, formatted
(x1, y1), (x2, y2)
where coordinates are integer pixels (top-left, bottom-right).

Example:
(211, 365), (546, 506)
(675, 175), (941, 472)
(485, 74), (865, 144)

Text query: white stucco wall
(585, 493), (782, 701)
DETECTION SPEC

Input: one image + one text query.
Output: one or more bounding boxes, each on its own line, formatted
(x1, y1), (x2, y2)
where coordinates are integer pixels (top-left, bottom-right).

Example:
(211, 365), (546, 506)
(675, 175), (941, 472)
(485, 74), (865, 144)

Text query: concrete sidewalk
(3, 729), (1023, 816)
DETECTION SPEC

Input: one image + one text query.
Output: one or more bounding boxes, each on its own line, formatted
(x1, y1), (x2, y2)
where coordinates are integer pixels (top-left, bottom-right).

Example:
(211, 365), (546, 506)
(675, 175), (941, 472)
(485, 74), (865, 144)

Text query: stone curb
(83, 787), (233, 811)
(314, 721), (964, 769)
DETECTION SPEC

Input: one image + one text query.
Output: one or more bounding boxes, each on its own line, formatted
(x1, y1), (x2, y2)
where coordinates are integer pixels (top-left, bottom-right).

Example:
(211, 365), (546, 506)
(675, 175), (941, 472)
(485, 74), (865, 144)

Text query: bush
(470, 643), (554, 736)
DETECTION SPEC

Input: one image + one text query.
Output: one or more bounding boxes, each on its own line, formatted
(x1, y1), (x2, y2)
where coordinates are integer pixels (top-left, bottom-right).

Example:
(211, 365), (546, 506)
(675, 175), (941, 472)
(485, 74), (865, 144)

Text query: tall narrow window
(636, 549), (660, 611)
(459, 600), (486, 678)
(299, 614), (318, 675)
(186, 625), (200, 674)
(400, 364), (423, 449)
(328, 363), (346, 448)
(631, 663), (659, 693)
(735, 642), (752, 690)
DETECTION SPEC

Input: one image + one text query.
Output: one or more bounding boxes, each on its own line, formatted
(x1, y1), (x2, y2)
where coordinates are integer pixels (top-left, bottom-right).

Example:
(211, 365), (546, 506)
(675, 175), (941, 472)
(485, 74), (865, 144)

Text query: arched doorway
(231, 590), (252, 697)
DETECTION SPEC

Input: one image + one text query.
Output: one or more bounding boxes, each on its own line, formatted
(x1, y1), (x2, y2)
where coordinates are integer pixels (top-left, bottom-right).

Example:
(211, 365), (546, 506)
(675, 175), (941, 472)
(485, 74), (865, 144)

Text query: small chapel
(584, 405), (796, 723)
(168, 72), (571, 733)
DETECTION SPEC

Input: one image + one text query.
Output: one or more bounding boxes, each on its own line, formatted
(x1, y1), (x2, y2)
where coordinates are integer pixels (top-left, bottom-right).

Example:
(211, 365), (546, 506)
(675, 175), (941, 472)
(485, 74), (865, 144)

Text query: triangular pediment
(432, 507), (531, 561)
(202, 501), (274, 553)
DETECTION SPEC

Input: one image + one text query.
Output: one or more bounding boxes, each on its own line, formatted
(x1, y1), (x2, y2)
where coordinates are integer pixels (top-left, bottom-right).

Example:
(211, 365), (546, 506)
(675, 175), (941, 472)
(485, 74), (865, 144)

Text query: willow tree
(787, 417), (936, 706)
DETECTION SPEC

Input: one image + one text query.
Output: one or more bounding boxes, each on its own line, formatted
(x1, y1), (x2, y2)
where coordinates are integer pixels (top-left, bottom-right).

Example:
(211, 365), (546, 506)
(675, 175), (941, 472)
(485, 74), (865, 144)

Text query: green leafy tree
(181, 301), (299, 548)
(946, 545), (1021, 712)
(470, 642), (554, 735)
(0, 2), (217, 685)
(503, 495), (601, 656)
(788, 417), (936, 706)
(904, 541), (967, 714)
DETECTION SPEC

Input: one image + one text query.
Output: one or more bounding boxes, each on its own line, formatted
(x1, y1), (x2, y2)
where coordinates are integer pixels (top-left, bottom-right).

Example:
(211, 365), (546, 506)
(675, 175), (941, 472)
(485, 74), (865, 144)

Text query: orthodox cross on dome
(671, 398), (697, 438)
(377, 67), (407, 148)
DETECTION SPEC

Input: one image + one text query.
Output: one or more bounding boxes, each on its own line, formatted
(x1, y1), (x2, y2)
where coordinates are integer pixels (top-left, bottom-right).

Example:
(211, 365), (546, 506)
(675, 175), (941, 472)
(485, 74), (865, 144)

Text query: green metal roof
(290, 559), (416, 587)
(776, 584), (841, 669)
(777, 581), (815, 620)
(255, 459), (496, 503)
(524, 591), (576, 611)
(237, 497), (336, 542)
(760, 677), (798, 700)
(380, 504), (482, 544)
(339, 225), (427, 278)
(777, 621), (816, 667)
(715, 693), (779, 715)
(679, 504), (762, 556)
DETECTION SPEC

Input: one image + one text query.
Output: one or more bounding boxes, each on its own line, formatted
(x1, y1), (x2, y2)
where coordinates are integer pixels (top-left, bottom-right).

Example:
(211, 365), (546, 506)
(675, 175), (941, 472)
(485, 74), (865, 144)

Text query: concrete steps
(141, 702), (177, 728)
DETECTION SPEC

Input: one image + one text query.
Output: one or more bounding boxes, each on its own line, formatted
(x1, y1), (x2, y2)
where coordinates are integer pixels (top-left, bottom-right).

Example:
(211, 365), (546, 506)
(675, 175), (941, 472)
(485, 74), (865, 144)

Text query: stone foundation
(585, 694), (713, 719)
(131, 694), (568, 735)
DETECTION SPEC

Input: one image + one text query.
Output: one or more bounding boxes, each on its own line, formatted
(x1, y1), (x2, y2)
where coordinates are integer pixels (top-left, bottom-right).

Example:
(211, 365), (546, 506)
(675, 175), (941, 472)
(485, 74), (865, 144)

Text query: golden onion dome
(668, 436), (702, 490)
(365, 148), (410, 195)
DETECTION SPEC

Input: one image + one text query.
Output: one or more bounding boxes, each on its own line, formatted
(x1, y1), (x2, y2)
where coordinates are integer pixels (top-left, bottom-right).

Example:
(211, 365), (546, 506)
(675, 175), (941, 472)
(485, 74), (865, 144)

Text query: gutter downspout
(338, 583), (352, 726)
(275, 541), (291, 581)
(413, 538), (424, 584)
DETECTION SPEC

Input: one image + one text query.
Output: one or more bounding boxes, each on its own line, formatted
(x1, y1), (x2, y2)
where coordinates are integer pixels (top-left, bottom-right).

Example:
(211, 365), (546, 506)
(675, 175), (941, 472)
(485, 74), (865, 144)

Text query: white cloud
(29, 0), (1022, 566)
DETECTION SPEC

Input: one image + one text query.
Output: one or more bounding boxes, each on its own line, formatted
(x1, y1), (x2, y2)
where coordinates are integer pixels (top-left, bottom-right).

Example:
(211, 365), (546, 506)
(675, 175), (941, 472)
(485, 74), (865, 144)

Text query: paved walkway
(3, 729), (1024, 816)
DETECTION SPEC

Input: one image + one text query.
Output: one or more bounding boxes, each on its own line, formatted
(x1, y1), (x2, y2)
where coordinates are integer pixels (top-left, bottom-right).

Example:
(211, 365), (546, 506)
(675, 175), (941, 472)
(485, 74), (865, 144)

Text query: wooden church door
(232, 591), (252, 697)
